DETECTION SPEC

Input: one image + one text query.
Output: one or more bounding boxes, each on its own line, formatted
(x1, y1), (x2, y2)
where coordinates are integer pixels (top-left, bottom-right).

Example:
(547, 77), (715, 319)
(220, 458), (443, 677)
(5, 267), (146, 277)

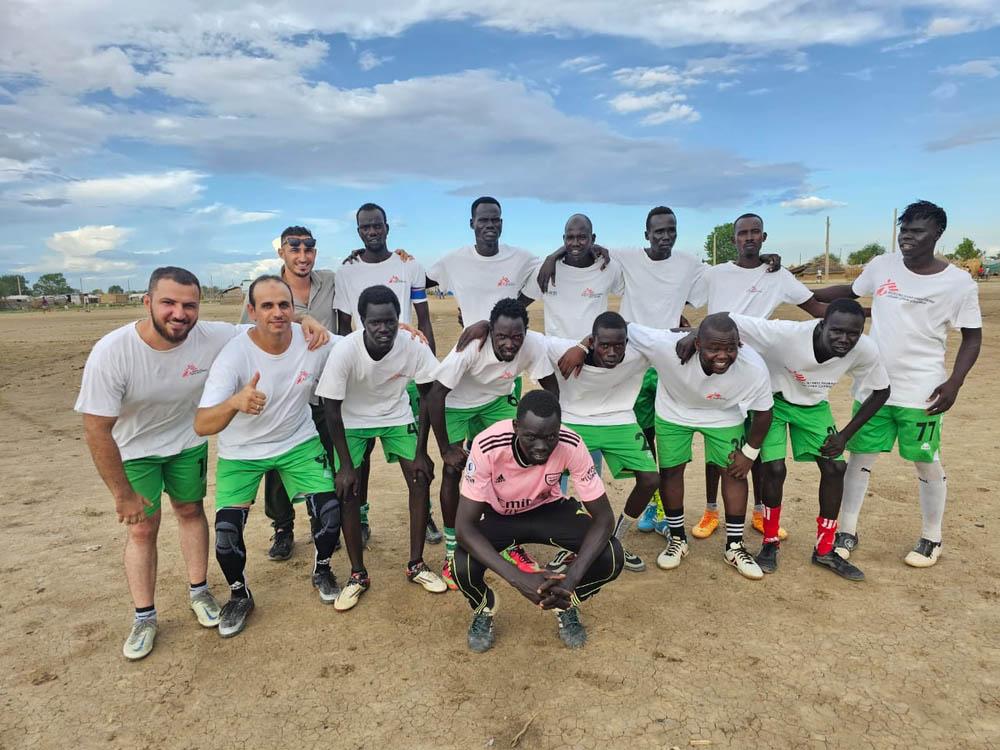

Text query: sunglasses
(284, 237), (316, 249)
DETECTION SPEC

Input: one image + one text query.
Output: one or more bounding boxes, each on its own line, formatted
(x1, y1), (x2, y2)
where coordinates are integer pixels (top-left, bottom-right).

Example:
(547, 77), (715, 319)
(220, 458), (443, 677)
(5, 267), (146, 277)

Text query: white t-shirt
(730, 314), (889, 406)
(852, 253), (982, 408)
(315, 329), (440, 428)
(334, 254), (428, 329)
(75, 321), (238, 462)
(701, 263), (813, 317)
(435, 330), (554, 409)
(543, 337), (649, 426)
(522, 259), (624, 339)
(428, 244), (540, 326)
(198, 326), (338, 460)
(615, 249), (706, 328)
(627, 323), (773, 428)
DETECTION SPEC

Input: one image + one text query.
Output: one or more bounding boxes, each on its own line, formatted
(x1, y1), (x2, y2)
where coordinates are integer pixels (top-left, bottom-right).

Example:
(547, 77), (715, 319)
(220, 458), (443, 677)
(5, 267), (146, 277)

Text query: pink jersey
(461, 419), (606, 515)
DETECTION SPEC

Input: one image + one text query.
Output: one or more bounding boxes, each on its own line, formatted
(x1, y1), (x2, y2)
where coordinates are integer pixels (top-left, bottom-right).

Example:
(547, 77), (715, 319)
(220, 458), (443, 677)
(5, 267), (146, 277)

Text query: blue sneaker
(637, 501), (658, 533)
(653, 514), (670, 537)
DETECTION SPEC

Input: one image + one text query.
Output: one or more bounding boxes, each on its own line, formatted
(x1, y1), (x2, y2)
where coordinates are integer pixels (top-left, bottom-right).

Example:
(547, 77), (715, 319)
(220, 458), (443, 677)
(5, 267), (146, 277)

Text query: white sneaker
(406, 561), (448, 593)
(189, 590), (221, 628)
(724, 541), (764, 580)
(334, 571), (370, 612)
(123, 619), (157, 660)
(656, 537), (689, 570)
(904, 538), (942, 568)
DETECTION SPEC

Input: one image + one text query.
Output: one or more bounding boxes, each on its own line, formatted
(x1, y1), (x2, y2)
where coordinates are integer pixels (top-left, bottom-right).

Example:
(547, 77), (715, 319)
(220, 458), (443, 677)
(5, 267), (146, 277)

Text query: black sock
(407, 558), (423, 569)
(666, 512), (686, 541)
(215, 507), (250, 598)
(725, 514), (745, 547)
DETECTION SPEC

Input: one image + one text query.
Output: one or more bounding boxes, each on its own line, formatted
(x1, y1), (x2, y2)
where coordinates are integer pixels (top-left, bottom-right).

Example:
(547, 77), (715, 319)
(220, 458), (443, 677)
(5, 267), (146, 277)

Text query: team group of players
(75, 197), (982, 659)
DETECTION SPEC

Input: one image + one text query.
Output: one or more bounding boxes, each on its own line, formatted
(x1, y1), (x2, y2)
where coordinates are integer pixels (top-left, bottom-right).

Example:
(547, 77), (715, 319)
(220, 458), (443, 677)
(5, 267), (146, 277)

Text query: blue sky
(1, 1), (998, 290)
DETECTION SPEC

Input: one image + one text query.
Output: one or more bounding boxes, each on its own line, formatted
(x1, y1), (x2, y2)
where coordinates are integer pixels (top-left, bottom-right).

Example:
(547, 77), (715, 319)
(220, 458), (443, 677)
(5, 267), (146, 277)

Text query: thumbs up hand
(233, 371), (267, 415)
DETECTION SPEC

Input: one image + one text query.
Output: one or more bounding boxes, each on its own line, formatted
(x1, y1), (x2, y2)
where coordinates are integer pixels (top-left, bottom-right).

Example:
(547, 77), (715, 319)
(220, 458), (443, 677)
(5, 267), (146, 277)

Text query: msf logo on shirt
(497, 276), (513, 287)
(181, 364), (207, 378)
(705, 392), (723, 400)
(580, 288), (603, 299)
(786, 367), (807, 383)
(387, 274), (402, 284)
(294, 370), (311, 385)
(746, 285), (764, 295)
(876, 279), (899, 297)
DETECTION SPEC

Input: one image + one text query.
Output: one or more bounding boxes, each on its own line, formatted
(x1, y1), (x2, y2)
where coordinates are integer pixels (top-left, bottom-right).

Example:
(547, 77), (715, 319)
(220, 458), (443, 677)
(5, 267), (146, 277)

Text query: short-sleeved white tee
(315, 329), (440, 428)
(75, 321), (238, 462)
(852, 253), (982, 408)
(615, 249), (706, 328)
(334, 254), (427, 329)
(198, 326), (338, 460)
(435, 330), (554, 409)
(701, 263), (813, 317)
(627, 323), (773, 428)
(729, 314), (889, 406)
(543, 337), (649, 426)
(428, 244), (540, 326)
(522, 259), (624, 339)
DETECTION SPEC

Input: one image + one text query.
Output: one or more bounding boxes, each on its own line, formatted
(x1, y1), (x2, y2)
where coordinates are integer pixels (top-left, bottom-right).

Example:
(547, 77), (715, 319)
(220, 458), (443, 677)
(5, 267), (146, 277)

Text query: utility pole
(824, 216), (831, 278)
(16, 275), (22, 295)
(80, 276), (85, 309)
(712, 231), (717, 265)
(890, 208), (898, 253)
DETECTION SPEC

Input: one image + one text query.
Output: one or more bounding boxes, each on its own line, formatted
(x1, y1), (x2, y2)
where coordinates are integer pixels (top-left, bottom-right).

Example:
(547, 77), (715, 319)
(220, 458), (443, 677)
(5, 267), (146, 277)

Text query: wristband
(575, 343), (589, 354)
(740, 443), (760, 461)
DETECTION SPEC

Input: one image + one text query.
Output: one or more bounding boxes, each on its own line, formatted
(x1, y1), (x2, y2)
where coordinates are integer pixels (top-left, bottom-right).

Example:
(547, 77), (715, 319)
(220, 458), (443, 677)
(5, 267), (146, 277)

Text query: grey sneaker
(556, 606), (587, 649)
(218, 595), (254, 638)
(812, 549), (865, 581)
(546, 549), (577, 573)
(834, 532), (859, 560)
(756, 541), (780, 574)
(360, 522), (371, 548)
(312, 570), (341, 604)
(425, 515), (443, 545)
(268, 529), (294, 561)
(123, 619), (157, 661)
(190, 589), (221, 627)
(623, 548), (646, 572)
(467, 609), (496, 653)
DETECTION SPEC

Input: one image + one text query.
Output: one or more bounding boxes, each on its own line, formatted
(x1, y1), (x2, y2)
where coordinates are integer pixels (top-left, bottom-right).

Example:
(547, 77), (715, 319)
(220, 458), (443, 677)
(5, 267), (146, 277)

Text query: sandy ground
(1, 287), (998, 750)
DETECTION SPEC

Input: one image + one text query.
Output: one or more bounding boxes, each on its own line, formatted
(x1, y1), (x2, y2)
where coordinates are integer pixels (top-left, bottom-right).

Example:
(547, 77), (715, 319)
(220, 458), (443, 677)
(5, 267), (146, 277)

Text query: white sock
(915, 460), (947, 543)
(839, 452), (879, 535)
(614, 513), (634, 541)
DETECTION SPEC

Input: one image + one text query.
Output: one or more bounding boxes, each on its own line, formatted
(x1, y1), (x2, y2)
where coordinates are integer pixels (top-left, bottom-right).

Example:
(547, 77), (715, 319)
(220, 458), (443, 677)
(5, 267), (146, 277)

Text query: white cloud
(779, 51), (810, 72)
(560, 56), (600, 70)
(780, 196), (847, 214)
(193, 203), (279, 225)
(925, 118), (1000, 151)
(613, 65), (693, 90)
(641, 104), (700, 125)
(937, 58), (1000, 78)
(931, 82), (959, 100)
(746, 88), (771, 96)
(17, 170), (206, 208)
(846, 68), (874, 81)
(358, 50), (392, 71)
(608, 91), (686, 114)
(19, 225), (136, 273)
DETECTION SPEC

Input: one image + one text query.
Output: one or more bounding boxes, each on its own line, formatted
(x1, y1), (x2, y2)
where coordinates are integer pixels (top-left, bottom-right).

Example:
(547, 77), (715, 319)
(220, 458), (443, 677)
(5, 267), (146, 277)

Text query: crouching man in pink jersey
(453, 390), (624, 653)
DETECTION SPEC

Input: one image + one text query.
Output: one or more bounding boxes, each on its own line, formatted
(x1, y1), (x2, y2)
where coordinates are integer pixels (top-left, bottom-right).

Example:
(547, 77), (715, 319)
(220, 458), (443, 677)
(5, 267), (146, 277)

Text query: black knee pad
(308, 492), (341, 543)
(215, 508), (247, 559)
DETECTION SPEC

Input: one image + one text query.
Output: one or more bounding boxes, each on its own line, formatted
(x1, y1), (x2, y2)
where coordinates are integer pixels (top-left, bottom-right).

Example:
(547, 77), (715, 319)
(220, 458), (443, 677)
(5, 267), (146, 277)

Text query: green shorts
(565, 422), (657, 479)
(654, 416), (745, 469)
(846, 402), (942, 463)
(406, 381), (421, 422)
(513, 376), (523, 401)
(215, 436), (333, 509)
(335, 424), (418, 471)
(123, 443), (208, 516)
(633, 368), (658, 431)
(445, 394), (518, 445)
(761, 395), (841, 463)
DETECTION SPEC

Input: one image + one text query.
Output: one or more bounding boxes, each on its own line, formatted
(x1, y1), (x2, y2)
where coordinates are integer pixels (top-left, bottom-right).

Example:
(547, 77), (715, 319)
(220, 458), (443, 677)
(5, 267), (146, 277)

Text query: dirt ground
(1, 286), (998, 750)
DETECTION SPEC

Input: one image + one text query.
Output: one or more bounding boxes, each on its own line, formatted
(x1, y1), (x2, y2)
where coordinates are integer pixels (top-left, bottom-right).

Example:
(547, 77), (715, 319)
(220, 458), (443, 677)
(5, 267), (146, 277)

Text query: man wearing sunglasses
(240, 226), (338, 561)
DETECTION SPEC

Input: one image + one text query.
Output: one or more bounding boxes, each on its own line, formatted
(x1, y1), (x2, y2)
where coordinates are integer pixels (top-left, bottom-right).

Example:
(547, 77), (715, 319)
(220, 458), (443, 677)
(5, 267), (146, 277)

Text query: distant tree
(91, 288), (104, 295)
(0, 274), (30, 296)
(847, 242), (886, 266)
(704, 223), (738, 265)
(952, 237), (981, 262)
(32, 273), (73, 296)
(108, 284), (124, 294)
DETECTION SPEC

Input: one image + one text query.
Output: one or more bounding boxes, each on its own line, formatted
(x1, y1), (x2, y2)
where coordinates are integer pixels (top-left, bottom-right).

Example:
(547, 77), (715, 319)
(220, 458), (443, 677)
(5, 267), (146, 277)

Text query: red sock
(816, 516), (837, 555)
(762, 505), (782, 544)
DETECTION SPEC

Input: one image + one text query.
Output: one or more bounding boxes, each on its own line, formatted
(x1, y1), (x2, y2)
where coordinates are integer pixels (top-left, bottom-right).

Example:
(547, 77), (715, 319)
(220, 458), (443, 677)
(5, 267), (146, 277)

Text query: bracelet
(740, 443), (760, 461)
(575, 343), (589, 354)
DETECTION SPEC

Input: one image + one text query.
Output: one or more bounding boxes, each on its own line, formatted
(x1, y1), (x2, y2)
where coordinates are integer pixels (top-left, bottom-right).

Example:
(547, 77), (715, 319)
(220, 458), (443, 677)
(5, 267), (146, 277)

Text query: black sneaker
(360, 522), (371, 548)
(756, 541), (780, 574)
(267, 529), (294, 561)
(312, 569), (341, 604)
(546, 549), (577, 573)
(623, 548), (646, 572)
(556, 606), (587, 649)
(467, 610), (496, 653)
(812, 549), (865, 581)
(425, 514), (443, 545)
(834, 531), (858, 559)
(218, 594), (255, 638)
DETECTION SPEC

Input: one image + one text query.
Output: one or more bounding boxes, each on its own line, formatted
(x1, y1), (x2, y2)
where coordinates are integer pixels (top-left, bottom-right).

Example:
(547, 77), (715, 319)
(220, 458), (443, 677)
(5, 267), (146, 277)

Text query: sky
(1, 1), (999, 291)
